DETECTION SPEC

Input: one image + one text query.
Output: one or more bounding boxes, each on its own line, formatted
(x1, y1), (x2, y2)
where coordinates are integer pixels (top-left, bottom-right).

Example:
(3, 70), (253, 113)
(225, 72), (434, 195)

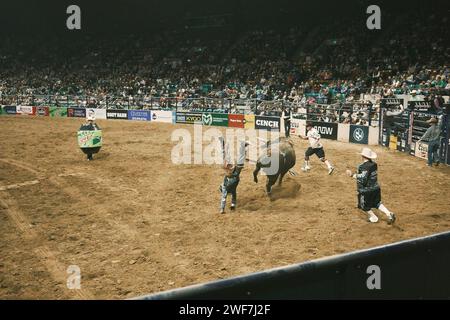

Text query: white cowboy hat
(87, 114), (96, 121)
(411, 90), (417, 94)
(360, 147), (377, 160)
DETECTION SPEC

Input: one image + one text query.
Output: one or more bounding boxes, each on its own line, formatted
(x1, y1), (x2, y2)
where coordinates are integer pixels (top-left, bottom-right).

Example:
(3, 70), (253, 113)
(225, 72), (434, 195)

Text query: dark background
(0, 0), (448, 36)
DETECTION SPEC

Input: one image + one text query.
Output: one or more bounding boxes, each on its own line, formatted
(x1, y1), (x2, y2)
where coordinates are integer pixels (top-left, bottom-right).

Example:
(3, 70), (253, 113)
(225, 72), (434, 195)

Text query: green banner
(49, 107), (67, 117)
(77, 130), (103, 148)
(202, 113), (228, 127)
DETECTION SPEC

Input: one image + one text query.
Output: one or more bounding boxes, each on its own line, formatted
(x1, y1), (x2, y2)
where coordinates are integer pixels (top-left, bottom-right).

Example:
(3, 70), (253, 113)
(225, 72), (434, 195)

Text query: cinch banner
(151, 110), (174, 123)
(106, 109), (129, 120)
(68, 108), (86, 118)
(16, 106), (35, 115)
(255, 115), (280, 131)
(77, 130), (103, 148)
(1, 106), (16, 115)
(349, 125), (369, 144)
(86, 108), (107, 120)
(128, 110), (150, 121)
(176, 112), (202, 124)
(310, 121), (338, 140)
(49, 107), (67, 117)
(228, 114), (245, 128)
(36, 106), (49, 116)
(202, 113), (228, 127)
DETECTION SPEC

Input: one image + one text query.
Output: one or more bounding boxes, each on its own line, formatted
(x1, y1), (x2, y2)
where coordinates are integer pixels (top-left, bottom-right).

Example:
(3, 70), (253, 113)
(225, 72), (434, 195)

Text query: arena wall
(1, 105), (449, 163)
(134, 231), (450, 300)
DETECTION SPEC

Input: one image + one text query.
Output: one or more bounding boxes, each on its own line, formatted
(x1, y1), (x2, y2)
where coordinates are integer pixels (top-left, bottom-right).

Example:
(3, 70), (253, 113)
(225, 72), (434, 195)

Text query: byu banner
(128, 110), (150, 121)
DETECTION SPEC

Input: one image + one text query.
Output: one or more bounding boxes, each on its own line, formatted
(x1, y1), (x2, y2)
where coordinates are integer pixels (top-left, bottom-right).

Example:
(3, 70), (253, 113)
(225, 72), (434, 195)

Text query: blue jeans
(427, 140), (440, 166)
(220, 185), (236, 210)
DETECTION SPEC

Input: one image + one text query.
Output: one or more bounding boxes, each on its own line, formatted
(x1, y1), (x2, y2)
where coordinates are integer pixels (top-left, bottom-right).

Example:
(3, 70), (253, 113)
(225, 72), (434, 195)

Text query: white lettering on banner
(256, 120), (279, 128)
(109, 113), (127, 118)
(315, 126), (333, 135)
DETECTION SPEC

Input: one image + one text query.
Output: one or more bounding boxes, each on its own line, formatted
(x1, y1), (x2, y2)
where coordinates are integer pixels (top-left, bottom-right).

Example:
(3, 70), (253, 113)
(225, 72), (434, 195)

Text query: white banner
(151, 110), (173, 123)
(415, 141), (428, 160)
(16, 106), (34, 115)
(86, 108), (107, 120)
(290, 119), (306, 136)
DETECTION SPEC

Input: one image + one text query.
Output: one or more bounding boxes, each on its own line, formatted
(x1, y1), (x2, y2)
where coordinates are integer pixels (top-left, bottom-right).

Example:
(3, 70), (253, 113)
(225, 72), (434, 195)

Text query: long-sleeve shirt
(222, 166), (242, 193)
(421, 124), (441, 142)
(354, 160), (380, 193)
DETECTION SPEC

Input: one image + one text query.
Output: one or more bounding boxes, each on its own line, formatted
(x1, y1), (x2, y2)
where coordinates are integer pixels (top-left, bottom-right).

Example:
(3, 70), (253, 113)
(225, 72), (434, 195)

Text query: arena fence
(134, 231), (450, 299)
(1, 102), (449, 165)
(380, 100), (450, 165)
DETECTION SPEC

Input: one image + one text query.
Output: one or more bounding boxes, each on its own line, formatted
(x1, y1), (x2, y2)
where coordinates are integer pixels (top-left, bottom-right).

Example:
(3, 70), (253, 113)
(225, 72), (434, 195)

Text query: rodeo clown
(346, 147), (396, 224)
(298, 121), (335, 175)
(78, 113), (102, 161)
(218, 139), (246, 214)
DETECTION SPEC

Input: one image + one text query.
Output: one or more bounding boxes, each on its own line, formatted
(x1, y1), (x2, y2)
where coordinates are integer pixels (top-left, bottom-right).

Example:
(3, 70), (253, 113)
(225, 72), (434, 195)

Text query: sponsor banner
(290, 119), (306, 136)
(202, 113), (229, 127)
(255, 116), (280, 131)
(176, 112), (202, 124)
(311, 121), (338, 140)
(228, 114), (245, 128)
(415, 141), (428, 160)
(1, 106), (16, 115)
(106, 109), (129, 120)
(349, 125), (369, 144)
(151, 110), (173, 123)
(408, 101), (432, 112)
(389, 135), (397, 150)
(244, 114), (255, 129)
(128, 110), (150, 121)
(68, 107), (86, 118)
(77, 130), (103, 148)
(16, 106), (35, 115)
(409, 142), (416, 156)
(86, 108), (107, 120)
(49, 107), (67, 117)
(381, 98), (404, 107)
(36, 106), (49, 116)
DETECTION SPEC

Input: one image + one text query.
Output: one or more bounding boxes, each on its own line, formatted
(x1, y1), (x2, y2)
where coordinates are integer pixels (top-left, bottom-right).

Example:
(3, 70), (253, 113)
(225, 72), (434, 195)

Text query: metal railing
(0, 94), (378, 125)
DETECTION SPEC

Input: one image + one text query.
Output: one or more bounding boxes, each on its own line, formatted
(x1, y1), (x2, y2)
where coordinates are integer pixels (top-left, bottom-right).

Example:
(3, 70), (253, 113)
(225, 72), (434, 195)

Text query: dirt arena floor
(0, 116), (449, 299)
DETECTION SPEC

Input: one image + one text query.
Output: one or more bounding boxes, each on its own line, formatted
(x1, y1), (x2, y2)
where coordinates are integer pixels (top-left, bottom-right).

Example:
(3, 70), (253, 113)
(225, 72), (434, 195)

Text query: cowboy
(418, 117), (441, 167)
(346, 147), (396, 224)
(219, 163), (243, 214)
(298, 121), (335, 175)
(282, 106), (291, 138)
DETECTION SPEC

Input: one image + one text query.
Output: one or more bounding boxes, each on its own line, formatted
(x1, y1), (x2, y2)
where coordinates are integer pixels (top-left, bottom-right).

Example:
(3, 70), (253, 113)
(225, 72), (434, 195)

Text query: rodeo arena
(0, 0), (449, 305)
